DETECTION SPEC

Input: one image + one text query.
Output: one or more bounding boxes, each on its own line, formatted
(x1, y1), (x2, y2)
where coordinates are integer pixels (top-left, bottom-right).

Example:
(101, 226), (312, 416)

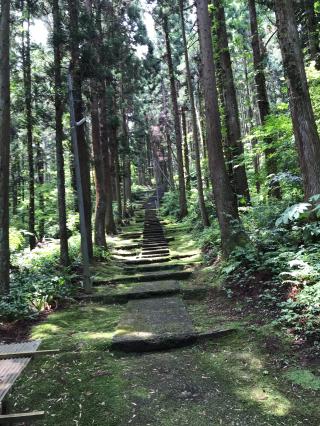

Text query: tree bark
(161, 83), (174, 188)
(22, 3), (36, 249)
(68, 0), (93, 258)
(0, 0), (10, 293)
(304, 0), (320, 69)
(163, 15), (188, 218)
(196, 0), (247, 256)
(274, 0), (320, 198)
(243, 55), (260, 194)
(111, 135), (122, 222)
(248, 0), (281, 199)
(179, 0), (209, 226)
(121, 106), (132, 217)
(214, 0), (250, 204)
(35, 137), (45, 240)
(100, 82), (117, 234)
(91, 82), (107, 246)
(52, 0), (69, 266)
(181, 108), (191, 191)
(110, 111), (122, 223)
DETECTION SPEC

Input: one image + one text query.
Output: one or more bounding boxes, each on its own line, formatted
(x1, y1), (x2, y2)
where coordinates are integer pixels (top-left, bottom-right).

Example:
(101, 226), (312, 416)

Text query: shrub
(0, 241), (77, 321)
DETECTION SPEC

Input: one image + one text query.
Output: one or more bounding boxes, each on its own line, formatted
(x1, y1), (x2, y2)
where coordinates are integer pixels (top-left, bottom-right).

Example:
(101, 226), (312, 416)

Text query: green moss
(285, 369), (320, 391)
(31, 303), (125, 351)
(8, 352), (133, 426)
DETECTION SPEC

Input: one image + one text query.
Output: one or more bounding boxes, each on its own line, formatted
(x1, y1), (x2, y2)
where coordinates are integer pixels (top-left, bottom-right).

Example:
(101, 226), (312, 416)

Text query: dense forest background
(1, 0), (320, 346)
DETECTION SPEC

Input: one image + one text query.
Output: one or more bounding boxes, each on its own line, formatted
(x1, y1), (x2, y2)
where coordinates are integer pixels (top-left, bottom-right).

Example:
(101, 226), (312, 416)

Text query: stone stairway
(109, 188), (233, 352)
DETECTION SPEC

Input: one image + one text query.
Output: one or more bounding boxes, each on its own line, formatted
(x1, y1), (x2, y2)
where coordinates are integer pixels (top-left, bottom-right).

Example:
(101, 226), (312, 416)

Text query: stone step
(78, 283), (209, 305)
(124, 257), (171, 265)
(94, 269), (192, 285)
(142, 248), (170, 254)
(114, 244), (141, 250)
(78, 281), (181, 304)
(112, 252), (138, 258)
(142, 242), (168, 247)
(143, 240), (167, 244)
(124, 263), (181, 273)
(142, 244), (168, 250)
(143, 236), (169, 241)
(142, 254), (169, 259)
(119, 232), (142, 239)
(133, 236), (174, 243)
(112, 296), (195, 352)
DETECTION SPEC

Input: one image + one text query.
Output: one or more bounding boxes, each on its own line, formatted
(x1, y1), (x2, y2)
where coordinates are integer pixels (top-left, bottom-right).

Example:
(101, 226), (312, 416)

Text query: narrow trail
(113, 189), (200, 352)
(111, 188), (231, 353)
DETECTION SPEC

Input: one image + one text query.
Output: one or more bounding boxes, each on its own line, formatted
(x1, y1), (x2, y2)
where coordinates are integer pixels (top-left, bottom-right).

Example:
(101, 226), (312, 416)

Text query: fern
(275, 203), (311, 226)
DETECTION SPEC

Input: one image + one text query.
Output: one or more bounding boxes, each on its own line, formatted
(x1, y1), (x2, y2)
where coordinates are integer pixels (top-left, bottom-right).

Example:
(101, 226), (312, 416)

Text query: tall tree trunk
(68, 0), (93, 258)
(304, 0), (320, 69)
(35, 138), (45, 240)
(179, 0), (209, 226)
(166, 132), (174, 188)
(197, 82), (210, 191)
(100, 83), (117, 234)
(113, 138), (123, 222)
(274, 0), (320, 198)
(196, 0), (247, 256)
(52, 0), (69, 266)
(22, 3), (36, 249)
(243, 55), (260, 194)
(181, 108), (191, 191)
(161, 82), (174, 188)
(214, 0), (250, 204)
(248, 0), (281, 199)
(0, 0), (10, 293)
(11, 160), (18, 216)
(110, 107), (122, 223)
(122, 106), (132, 217)
(163, 15), (188, 218)
(91, 82), (107, 246)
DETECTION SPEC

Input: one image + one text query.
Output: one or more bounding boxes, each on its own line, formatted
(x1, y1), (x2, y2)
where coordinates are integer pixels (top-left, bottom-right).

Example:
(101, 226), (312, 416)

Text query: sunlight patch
(237, 386), (291, 416)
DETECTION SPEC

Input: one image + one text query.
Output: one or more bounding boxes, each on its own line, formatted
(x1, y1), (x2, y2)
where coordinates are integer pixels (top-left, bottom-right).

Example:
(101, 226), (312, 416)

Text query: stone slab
(78, 281), (181, 304)
(124, 264), (181, 273)
(112, 296), (195, 351)
(94, 269), (192, 285)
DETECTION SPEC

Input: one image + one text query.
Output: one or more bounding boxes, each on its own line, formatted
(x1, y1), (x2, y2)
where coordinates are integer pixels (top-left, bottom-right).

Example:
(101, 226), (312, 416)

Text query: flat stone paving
(130, 280), (180, 295)
(112, 296), (196, 351)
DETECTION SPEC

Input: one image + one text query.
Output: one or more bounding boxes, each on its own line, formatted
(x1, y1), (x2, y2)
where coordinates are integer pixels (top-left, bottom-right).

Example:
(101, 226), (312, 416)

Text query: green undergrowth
(161, 188), (320, 347)
(0, 237), (85, 322)
(0, 201), (147, 322)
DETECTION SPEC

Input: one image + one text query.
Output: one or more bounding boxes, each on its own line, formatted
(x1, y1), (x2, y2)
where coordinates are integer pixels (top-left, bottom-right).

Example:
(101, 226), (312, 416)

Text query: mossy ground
(6, 208), (320, 425)
(7, 295), (320, 425)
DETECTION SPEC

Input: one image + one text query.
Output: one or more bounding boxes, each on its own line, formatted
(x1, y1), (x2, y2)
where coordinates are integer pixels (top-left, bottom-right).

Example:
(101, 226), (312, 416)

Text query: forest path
(112, 191), (204, 352)
(6, 189), (320, 425)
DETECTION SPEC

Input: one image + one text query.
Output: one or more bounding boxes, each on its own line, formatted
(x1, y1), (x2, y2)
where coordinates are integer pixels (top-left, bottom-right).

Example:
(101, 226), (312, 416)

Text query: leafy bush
(0, 241), (77, 321)
(161, 190), (181, 219)
(9, 228), (25, 252)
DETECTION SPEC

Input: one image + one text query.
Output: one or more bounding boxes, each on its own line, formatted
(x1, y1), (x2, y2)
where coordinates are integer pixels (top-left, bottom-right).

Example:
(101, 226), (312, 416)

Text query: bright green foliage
(0, 239), (80, 320)
(285, 369), (320, 391)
